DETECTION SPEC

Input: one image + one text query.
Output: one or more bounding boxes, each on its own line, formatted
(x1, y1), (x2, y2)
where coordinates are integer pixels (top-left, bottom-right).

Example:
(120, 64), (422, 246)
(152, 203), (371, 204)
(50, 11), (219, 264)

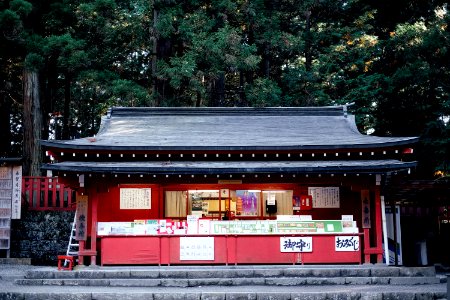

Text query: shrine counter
(99, 233), (363, 266)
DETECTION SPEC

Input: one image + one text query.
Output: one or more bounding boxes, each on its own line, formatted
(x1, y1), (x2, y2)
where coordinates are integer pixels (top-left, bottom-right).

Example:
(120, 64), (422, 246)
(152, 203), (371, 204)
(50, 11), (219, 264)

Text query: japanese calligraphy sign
(308, 187), (340, 208)
(76, 195), (88, 241)
(180, 237), (214, 260)
(11, 166), (22, 219)
(361, 190), (371, 228)
(280, 237), (313, 252)
(335, 236), (360, 251)
(120, 188), (151, 209)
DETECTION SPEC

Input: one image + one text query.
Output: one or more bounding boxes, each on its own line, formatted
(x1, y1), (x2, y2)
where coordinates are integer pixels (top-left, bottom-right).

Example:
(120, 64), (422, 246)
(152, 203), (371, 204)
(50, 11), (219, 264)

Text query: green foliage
(9, 0), (32, 17)
(0, 0), (449, 177)
(245, 78), (282, 107)
(109, 79), (152, 107)
(43, 34), (89, 72)
(24, 52), (44, 71)
(419, 120), (450, 176)
(0, 8), (20, 27)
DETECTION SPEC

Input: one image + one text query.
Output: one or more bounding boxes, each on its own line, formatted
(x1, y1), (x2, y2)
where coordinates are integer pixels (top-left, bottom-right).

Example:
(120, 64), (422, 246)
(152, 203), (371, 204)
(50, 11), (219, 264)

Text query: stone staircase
(16, 265), (444, 287)
(1, 265), (446, 300)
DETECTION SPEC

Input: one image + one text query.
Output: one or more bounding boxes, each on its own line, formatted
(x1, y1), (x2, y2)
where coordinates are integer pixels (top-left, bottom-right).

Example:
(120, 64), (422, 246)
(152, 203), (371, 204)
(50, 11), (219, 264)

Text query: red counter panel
(301, 235), (361, 264)
(232, 235), (296, 264)
(100, 234), (361, 265)
(101, 236), (161, 265)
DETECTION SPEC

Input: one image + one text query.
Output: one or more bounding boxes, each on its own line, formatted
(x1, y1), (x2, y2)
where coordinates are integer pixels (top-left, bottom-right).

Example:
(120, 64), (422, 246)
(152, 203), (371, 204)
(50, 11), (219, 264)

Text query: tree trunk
(195, 91), (202, 107)
(304, 10), (312, 72)
(150, 7), (158, 106)
(0, 93), (11, 157)
(263, 44), (270, 77)
(239, 71), (245, 106)
(213, 73), (225, 106)
(23, 69), (43, 176)
(42, 60), (58, 141)
(62, 73), (71, 140)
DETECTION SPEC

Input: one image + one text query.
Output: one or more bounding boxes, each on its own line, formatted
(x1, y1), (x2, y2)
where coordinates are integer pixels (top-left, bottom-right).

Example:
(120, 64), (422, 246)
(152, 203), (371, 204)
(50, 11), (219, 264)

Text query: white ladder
(64, 213), (79, 266)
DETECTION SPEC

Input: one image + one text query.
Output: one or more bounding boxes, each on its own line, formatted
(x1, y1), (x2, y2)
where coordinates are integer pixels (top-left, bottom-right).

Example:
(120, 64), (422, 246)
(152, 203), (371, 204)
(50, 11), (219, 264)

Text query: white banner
(180, 237), (214, 260)
(335, 236), (360, 251)
(280, 237), (312, 252)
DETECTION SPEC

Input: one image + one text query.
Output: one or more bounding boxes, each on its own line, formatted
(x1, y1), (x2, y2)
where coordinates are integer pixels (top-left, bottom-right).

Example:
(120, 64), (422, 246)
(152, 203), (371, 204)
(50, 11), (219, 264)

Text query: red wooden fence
(22, 177), (76, 211)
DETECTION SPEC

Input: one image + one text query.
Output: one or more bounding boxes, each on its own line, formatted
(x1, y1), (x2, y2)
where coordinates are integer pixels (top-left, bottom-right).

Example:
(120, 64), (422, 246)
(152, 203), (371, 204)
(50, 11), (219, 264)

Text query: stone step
(22, 266), (437, 280)
(15, 275), (442, 287)
(1, 289), (448, 300)
(0, 258), (32, 265)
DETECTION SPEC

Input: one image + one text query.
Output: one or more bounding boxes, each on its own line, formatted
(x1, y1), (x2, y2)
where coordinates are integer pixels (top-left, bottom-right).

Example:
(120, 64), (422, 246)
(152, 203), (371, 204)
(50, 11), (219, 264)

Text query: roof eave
(40, 138), (419, 152)
(42, 161), (417, 175)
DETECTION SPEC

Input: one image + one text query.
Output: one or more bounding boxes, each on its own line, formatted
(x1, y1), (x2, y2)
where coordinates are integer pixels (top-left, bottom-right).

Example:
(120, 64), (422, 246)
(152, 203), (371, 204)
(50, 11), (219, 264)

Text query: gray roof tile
(41, 106), (418, 151)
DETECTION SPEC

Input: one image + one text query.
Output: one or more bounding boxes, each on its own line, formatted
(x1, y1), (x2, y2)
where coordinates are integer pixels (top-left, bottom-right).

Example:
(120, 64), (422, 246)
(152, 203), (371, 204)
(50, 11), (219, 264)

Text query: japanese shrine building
(41, 106), (418, 266)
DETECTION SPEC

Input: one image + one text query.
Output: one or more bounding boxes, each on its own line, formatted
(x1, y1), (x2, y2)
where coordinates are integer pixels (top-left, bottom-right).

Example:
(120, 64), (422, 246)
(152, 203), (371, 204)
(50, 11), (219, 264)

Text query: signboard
(361, 190), (371, 228)
(76, 195), (88, 240)
(11, 166), (22, 219)
(266, 192), (276, 205)
(280, 237), (312, 252)
(308, 187), (340, 208)
(120, 188), (151, 209)
(198, 219), (210, 234)
(187, 215), (200, 234)
(335, 236), (360, 251)
(277, 220), (343, 233)
(180, 237), (214, 260)
(210, 220), (277, 234)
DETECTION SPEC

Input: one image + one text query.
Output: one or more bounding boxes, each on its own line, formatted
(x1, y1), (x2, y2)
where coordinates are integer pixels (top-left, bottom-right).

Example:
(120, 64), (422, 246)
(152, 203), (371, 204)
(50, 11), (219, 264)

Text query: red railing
(22, 177), (76, 211)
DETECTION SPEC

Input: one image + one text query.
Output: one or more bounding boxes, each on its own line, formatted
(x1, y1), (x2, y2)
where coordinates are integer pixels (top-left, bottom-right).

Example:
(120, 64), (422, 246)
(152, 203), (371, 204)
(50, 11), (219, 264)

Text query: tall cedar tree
(0, 0), (448, 177)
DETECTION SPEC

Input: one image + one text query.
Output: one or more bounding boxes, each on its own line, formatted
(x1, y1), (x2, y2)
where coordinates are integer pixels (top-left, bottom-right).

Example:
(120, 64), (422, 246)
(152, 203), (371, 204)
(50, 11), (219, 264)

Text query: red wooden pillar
(362, 176), (384, 264)
(89, 189), (99, 266)
(374, 183), (383, 263)
(77, 188), (98, 266)
(363, 228), (370, 263)
(76, 190), (87, 267)
(78, 240), (86, 267)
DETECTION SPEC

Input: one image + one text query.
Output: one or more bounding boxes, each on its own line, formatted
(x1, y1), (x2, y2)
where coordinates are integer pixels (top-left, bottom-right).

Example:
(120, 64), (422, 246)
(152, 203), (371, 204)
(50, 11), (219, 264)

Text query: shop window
(262, 190), (293, 216)
(165, 189), (293, 219)
(188, 190), (227, 219)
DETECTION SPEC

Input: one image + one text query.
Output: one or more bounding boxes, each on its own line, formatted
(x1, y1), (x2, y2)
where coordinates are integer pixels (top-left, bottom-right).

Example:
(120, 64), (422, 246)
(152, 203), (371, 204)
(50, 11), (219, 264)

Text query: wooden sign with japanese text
(76, 195), (88, 241)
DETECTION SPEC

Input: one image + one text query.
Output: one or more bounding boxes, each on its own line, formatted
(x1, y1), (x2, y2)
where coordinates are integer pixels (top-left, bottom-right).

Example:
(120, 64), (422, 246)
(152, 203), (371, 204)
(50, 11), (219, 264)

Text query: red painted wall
(97, 184), (161, 222)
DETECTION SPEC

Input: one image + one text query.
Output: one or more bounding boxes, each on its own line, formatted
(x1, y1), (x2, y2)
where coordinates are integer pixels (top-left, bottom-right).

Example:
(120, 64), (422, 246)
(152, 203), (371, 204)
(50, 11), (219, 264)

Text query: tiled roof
(41, 106), (418, 151)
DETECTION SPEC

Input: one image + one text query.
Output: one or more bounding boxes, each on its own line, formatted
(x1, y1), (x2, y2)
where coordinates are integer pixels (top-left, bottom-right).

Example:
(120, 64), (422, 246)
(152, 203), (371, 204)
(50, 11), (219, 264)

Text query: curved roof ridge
(108, 105), (348, 117)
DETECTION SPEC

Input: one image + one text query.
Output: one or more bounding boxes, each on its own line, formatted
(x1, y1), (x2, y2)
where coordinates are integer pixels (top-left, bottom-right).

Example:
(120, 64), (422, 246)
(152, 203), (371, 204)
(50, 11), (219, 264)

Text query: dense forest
(0, 0), (449, 178)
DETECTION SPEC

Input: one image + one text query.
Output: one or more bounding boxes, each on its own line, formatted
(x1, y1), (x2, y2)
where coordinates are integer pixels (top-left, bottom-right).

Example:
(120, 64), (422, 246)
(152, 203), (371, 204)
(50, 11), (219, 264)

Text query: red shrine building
(41, 106), (417, 266)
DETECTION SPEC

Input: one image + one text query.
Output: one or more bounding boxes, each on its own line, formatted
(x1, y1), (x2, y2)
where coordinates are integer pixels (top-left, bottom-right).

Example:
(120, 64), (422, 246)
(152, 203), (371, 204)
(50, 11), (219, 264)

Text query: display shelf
(97, 219), (358, 236)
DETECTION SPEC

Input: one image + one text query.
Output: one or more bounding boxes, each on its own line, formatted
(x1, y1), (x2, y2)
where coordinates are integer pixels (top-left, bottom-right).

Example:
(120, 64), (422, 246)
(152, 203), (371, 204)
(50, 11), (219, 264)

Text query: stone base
(0, 258), (32, 265)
